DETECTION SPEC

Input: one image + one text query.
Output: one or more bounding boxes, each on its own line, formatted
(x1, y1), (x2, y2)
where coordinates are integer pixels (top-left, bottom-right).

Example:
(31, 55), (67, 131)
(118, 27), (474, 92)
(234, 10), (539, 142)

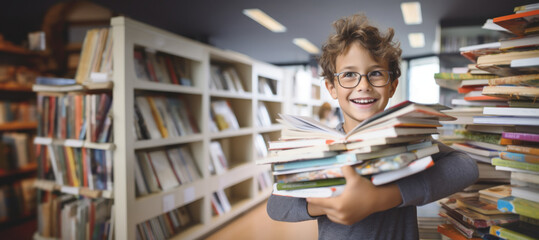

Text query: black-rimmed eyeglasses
(333, 70), (393, 88)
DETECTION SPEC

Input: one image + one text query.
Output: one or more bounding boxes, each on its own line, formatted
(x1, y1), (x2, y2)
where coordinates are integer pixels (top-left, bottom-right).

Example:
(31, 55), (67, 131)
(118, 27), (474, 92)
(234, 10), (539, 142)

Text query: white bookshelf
(111, 16), (281, 240)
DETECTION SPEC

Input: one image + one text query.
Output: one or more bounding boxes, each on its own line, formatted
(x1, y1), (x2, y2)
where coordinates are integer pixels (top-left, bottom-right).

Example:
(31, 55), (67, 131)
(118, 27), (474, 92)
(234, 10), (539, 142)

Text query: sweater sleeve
(397, 140), (479, 207)
(266, 194), (317, 222)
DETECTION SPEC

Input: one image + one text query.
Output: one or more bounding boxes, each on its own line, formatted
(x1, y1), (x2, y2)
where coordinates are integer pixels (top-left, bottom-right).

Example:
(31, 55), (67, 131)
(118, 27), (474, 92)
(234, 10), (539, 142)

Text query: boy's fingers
(341, 165), (359, 181)
(306, 197), (333, 209)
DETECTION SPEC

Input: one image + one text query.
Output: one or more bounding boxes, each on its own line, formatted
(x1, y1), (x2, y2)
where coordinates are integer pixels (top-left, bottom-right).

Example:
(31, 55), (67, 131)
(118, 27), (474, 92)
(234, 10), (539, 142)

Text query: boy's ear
(325, 80), (338, 99)
(389, 78), (399, 98)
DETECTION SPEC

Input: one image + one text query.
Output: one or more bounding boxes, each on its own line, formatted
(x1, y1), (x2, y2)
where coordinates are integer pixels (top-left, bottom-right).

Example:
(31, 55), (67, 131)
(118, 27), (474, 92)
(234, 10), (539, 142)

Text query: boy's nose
(355, 75), (372, 91)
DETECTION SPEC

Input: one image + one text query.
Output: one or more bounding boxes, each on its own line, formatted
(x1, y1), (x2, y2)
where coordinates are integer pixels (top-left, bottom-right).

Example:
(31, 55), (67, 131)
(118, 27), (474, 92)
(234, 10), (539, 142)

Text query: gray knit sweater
(266, 123), (478, 239)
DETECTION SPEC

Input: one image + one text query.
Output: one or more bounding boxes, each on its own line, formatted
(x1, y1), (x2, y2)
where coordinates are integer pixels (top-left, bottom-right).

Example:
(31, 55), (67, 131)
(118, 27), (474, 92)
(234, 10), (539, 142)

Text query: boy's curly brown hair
(319, 14), (402, 85)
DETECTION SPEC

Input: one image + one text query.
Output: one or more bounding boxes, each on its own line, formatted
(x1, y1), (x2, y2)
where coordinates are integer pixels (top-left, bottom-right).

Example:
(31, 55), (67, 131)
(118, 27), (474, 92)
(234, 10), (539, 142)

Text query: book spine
(507, 145), (539, 156)
(502, 132), (539, 142)
(500, 151), (539, 164)
(489, 225), (536, 240)
(497, 196), (539, 219)
(491, 158), (539, 172)
(276, 178), (345, 190)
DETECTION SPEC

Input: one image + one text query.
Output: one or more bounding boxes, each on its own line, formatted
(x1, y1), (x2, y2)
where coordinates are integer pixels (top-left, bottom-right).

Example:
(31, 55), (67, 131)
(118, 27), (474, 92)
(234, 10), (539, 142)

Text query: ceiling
(1, 0), (536, 65)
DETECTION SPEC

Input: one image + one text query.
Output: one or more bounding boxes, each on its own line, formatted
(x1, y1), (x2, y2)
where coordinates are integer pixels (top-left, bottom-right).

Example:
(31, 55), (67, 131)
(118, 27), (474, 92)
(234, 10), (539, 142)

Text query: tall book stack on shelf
(106, 17), (283, 240)
(0, 36), (41, 234)
(434, 4), (539, 240)
(32, 27), (115, 239)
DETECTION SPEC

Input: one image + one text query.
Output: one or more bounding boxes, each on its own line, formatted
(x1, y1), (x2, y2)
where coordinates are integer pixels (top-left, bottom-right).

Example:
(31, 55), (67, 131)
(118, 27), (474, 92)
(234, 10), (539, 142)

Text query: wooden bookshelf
(110, 17), (282, 239)
(0, 121), (37, 131)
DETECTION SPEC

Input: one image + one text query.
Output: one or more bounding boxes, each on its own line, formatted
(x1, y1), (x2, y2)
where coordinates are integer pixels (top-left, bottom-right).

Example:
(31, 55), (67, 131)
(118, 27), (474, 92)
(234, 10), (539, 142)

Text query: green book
(276, 178), (346, 191)
(455, 129), (502, 145)
(498, 196), (539, 219)
(491, 158), (539, 172)
(434, 72), (496, 80)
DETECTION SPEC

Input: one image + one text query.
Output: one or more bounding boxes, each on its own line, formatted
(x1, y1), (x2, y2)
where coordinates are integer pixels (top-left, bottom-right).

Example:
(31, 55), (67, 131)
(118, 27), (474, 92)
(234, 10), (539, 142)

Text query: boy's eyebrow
(338, 64), (385, 72)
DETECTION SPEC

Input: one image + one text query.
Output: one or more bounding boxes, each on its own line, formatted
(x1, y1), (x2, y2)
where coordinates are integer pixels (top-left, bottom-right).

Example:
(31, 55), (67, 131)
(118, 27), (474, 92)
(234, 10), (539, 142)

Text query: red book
(493, 9), (539, 36)
(437, 224), (482, 240)
(145, 152), (162, 189)
(164, 55), (180, 84)
(458, 86), (484, 94)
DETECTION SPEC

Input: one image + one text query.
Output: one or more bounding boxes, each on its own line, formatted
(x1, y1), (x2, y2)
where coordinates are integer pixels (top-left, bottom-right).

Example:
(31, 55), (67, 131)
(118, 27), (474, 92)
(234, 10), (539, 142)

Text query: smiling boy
(266, 14), (478, 239)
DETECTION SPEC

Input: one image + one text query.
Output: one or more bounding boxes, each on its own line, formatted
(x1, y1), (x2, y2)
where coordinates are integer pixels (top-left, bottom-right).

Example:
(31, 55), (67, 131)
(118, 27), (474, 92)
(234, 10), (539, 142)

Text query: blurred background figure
(318, 102), (340, 128)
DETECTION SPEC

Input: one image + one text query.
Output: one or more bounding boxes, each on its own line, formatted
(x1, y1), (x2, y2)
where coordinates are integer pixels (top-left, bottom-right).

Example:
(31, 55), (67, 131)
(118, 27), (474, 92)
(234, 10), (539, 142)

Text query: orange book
(75, 95), (83, 140)
(507, 145), (539, 156)
(146, 96), (168, 138)
(437, 224), (482, 240)
(493, 9), (539, 36)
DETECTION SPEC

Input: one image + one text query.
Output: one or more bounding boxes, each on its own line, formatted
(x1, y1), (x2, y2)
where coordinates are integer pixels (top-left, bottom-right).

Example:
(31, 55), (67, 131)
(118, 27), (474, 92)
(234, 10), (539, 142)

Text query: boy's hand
(306, 165), (402, 225)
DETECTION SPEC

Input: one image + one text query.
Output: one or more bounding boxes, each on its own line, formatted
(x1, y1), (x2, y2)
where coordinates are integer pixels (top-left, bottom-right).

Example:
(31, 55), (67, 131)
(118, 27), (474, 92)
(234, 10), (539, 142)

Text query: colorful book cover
(489, 221), (539, 240)
(491, 157), (539, 172)
(493, 9), (539, 36)
(507, 145), (539, 156)
(502, 132), (539, 143)
(275, 178), (345, 191)
(498, 196), (539, 219)
(500, 151), (539, 163)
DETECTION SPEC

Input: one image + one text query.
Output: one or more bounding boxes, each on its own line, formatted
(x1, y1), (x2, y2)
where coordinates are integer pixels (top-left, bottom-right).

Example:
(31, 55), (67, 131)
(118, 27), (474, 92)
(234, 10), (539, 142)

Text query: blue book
(36, 76), (77, 86)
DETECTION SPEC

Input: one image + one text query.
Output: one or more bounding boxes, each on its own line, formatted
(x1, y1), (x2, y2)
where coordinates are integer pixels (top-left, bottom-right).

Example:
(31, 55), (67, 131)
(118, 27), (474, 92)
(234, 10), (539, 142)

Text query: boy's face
(325, 42), (398, 132)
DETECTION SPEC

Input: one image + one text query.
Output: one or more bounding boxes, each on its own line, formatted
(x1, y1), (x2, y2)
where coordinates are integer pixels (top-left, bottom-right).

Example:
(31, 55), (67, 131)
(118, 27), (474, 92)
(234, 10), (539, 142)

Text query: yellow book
(146, 96), (168, 138)
(64, 146), (80, 187)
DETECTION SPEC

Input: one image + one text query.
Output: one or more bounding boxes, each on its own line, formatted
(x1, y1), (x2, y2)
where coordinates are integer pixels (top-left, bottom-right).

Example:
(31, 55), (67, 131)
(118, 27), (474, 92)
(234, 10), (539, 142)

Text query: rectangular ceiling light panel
(408, 33), (425, 48)
(401, 2), (422, 25)
(293, 38), (320, 54)
(243, 8), (287, 32)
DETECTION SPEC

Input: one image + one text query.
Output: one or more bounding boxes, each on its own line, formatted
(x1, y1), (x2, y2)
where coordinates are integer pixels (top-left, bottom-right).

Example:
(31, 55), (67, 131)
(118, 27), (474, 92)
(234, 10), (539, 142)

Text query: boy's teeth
(352, 99), (375, 104)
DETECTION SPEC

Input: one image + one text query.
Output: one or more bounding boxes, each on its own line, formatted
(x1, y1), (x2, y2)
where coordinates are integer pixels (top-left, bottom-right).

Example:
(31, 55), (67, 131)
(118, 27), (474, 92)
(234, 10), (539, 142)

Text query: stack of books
(434, 4), (539, 239)
(256, 101), (455, 198)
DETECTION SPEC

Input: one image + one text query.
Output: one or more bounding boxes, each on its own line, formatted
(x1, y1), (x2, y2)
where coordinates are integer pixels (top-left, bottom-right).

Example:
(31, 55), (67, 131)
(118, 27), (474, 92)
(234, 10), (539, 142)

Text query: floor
(205, 200), (318, 240)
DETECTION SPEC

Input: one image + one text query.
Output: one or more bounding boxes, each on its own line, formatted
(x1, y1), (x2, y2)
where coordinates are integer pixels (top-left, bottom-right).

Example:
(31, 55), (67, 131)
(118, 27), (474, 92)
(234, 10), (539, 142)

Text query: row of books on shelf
(210, 189), (232, 216)
(35, 143), (113, 192)
(258, 76), (278, 96)
(209, 100), (276, 132)
(37, 194), (113, 240)
(0, 178), (35, 222)
(134, 95), (199, 140)
(254, 133), (269, 158)
(209, 64), (245, 92)
(0, 100), (36, 124)
(136, 204), (194, 240)
(209, 100), (239, 132)
(37, 93), (113, 143)
(133, 47), (193, 86)
(1, 132), (34, 170)
(257, 170), (272, 192)
(134, 145), (201, 196)
(257, 101), (454, 198)
(75, 28), (113, 84)
(434, 5), (539, 239)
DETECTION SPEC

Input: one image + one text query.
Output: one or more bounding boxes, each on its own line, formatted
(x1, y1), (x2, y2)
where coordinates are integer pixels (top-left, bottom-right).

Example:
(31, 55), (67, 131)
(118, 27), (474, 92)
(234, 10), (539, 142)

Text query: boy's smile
(326, 42), (398, 133)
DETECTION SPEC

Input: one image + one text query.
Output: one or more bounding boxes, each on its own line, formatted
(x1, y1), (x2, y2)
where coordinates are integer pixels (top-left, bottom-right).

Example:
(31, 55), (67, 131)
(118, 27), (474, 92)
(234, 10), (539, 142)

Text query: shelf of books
(434, 4), (539, 240)
(284, 65), (325, 117)
(0, 44), (39, 231)
(109, 17), (281, 240)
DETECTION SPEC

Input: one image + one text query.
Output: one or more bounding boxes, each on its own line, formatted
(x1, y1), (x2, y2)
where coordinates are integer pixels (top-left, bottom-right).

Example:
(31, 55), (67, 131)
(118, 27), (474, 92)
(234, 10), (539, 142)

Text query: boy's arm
(396, 141), (479, 207)
(306, 141), (478, 225)
(266, 194), (316, 222)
